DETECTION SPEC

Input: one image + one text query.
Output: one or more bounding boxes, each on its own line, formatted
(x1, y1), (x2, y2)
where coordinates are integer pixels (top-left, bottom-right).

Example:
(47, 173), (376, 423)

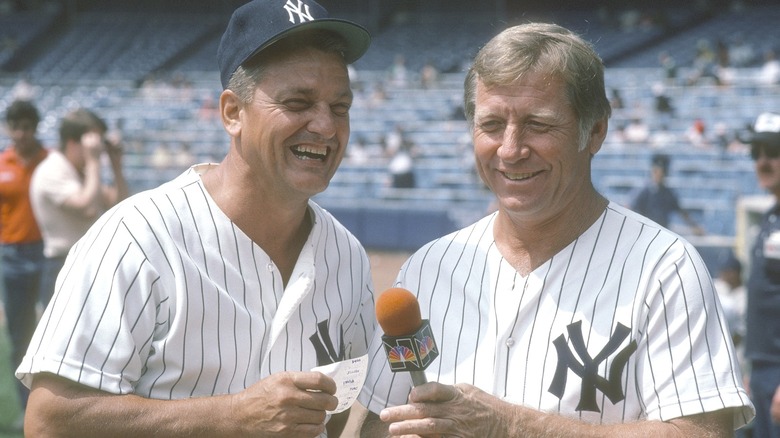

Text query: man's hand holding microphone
(374, 288), (521, 437)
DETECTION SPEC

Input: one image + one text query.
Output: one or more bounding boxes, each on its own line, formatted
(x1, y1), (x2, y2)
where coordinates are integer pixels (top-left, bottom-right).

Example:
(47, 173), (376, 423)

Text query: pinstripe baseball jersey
(359, 202), (754, 428)
(17, 165), (376, 404)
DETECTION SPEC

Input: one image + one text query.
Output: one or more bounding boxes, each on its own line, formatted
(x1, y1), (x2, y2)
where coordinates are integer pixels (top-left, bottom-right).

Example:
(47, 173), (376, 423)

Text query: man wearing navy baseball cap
(218, 0), (369, 89)
(18, 1), (376, 436)
(745, 112), (780, 438)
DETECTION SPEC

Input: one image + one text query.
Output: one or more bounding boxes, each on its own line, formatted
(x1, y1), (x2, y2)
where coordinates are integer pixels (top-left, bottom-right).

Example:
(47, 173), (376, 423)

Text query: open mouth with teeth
(292, 145), (329, 161)
(503, 170), (542, 181)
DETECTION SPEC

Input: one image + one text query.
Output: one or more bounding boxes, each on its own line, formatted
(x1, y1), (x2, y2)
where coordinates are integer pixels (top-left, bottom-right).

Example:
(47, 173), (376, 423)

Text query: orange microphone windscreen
(375, 287), (422, 337)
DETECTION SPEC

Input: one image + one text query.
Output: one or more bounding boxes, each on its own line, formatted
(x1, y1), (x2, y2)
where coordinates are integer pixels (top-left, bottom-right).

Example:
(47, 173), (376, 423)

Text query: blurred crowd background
(1, 0), (779, 279)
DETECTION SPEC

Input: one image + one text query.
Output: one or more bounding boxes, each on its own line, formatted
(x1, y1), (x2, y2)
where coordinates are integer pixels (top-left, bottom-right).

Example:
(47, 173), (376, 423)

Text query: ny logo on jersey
(309, 319), (345, 366)
(283, 0), (315, 24)
(548, 320), (637, 412)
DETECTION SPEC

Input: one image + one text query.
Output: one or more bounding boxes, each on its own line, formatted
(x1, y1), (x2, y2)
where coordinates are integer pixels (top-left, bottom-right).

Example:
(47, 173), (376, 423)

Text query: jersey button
(505, 338), (515, 347)
(267, 263), (275, 271)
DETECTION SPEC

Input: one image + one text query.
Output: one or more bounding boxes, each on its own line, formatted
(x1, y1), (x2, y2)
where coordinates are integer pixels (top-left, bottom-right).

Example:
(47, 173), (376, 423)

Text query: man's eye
(285, 100), (310, 111)
(527, 122), (551, 132)
(478, 120), (503, 132)
(332, 103), (351, 116)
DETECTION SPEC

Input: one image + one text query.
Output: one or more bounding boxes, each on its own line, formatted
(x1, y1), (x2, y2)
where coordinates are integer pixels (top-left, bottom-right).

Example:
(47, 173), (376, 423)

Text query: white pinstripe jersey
(359, 202), (754, 428)
(18, 165), (376, 403)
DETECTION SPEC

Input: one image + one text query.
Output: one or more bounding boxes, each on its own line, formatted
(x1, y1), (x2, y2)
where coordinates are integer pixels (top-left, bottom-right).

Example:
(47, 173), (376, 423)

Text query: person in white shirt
(29, 108), (128, 306)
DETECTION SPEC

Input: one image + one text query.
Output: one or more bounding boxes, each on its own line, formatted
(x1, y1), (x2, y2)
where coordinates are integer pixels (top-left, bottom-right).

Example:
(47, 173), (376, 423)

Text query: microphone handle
(410, 370), (427, 387)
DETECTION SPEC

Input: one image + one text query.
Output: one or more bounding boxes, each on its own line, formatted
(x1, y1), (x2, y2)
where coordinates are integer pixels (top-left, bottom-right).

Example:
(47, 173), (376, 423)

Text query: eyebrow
(473, 107), (559, 122)
(281, 86), (353, 101)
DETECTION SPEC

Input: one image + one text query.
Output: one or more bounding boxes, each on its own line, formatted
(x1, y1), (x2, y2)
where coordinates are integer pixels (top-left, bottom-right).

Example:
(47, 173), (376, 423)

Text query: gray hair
(228, 30), (350, 103)
(464, 22), (611, 149)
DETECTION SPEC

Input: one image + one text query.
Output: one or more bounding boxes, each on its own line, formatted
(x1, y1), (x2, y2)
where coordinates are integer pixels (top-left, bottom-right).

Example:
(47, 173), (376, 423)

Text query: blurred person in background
(744, 112), (780, 438)
(759, 48), (780, 86)
(713, 252), (746, 365)
(387, 139), (418, 189)
(0, 99), (47, 425)
(630, 153), (705, 235)
(29, 108), (128, 307)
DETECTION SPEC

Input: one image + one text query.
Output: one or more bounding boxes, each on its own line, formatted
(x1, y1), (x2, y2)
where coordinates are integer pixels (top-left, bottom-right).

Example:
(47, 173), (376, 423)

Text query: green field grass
(0, 324), (24, 438)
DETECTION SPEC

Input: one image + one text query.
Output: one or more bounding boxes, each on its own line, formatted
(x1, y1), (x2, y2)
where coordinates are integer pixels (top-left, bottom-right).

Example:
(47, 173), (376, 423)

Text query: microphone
(375, 287), (439, 387)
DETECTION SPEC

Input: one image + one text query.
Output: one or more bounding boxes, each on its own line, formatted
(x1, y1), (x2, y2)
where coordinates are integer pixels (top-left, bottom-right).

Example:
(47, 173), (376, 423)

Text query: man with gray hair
(359, 22), (753, 437)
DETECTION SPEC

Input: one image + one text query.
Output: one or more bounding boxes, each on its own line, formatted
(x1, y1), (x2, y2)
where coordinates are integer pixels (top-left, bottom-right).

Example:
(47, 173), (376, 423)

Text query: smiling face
(472, 71), (605, 224)
(231, 46), (352, 202)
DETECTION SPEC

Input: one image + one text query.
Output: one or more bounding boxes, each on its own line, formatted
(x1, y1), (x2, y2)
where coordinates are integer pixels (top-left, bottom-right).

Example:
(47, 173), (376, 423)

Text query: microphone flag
(381, 319), (439, 372)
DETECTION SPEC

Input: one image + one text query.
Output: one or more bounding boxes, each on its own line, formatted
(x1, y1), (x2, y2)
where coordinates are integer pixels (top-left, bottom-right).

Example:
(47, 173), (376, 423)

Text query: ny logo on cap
(284, 0), (315, 24)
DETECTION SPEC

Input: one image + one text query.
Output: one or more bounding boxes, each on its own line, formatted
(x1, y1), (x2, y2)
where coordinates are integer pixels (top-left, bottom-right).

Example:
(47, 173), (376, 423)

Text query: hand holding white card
(311, 354), (368, 414)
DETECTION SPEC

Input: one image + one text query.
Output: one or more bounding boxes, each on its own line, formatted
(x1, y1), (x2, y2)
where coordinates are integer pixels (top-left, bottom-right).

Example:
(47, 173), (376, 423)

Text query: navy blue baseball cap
(217, 0), (370, 89)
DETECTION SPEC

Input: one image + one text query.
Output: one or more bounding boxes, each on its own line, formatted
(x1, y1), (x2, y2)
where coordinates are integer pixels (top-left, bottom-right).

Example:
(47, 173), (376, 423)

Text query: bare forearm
(28, 371), (339, 437)
(501, 407), (732, 438)
(370, 396), (734, 438)
(27, 374), (241, 437)
(108, 159), (129, 204)
(64, 159), (102, 213)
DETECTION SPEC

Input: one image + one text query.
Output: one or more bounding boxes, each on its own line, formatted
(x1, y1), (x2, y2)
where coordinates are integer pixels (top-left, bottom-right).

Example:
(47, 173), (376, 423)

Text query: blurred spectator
(713, 252), (746, 352)
(387, 140), (417, 188)
(729, 33), (756, 67)
(347, 135), (370, 166)
(0, 100), (47, 424)
(383, 123), (405, 155)
(649, 123), (678, 149)
(688, 38), (722, 86)
(622, 117), (650, 143)
(384, 126), (418, 189)
(609, 88), (624, 110)
(652, 83), (674, 125)
(29, 108), (128, 308)
(713, 121), (732, 154)
(149, 142), (173, 169)
(630, 153), (705, 235)
(759, 48), (780, 86)
(389, 53), (408, 88)
(658, 51), (678, 85)
(420, 59), (439, 89)
(685, 118), (710, 148)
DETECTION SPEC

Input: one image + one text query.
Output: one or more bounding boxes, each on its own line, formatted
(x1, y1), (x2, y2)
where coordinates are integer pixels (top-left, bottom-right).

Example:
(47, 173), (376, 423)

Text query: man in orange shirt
(0, 99), (47, 419)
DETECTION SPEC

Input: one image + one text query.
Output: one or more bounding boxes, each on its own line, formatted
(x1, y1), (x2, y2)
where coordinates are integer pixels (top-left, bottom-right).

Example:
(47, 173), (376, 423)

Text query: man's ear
(220, 90), (242, 137)
(587, 117), (608, 156)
